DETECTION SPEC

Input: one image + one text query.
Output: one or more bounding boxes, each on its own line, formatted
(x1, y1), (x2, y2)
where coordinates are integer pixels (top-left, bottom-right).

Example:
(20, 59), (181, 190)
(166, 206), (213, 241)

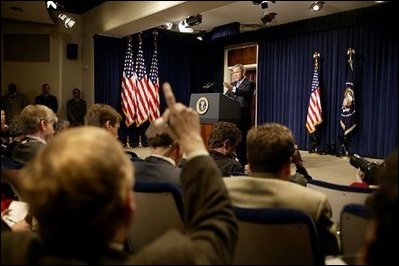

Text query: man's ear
(223, 140), (230, 149)
(104, 120), (112, 130)
(39, 119), (47, 131)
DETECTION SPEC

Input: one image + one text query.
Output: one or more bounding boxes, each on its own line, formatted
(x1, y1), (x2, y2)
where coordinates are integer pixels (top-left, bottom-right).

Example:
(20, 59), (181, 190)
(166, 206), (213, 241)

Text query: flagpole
(339, 48), (356, 156)
(307, 51), (322, 153)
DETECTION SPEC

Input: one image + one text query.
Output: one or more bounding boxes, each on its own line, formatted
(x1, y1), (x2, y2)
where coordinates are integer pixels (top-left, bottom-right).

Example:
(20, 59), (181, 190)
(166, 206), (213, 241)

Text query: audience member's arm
(137, 83), (238, 264)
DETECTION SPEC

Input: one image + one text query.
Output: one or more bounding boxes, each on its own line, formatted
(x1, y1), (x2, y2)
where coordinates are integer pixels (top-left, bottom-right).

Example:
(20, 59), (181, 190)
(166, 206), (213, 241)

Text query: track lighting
(310, 1), (324, 12)
(46, 1), (76, 29)
(196, 31), (206, 41)
(177, 14), (202, 33)
(185, 14), (202, 26)
(261, 12), (277, 25)
(252, 1), (276, 9)
(58, 13), (76, 28)
(178, 20), (194, 33)
(164, 22), (175, 30)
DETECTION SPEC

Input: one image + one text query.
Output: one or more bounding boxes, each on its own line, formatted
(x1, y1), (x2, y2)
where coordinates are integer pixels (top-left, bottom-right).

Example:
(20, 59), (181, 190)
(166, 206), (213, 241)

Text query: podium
(189, 93), (240, 148)
(189, 93), (240, 123)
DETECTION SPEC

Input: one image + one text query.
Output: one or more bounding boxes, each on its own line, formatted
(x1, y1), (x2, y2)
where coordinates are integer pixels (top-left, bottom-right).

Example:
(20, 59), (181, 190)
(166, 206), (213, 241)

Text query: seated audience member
(357, 150), (397, 265)
(84, 103), (139, 160)
(1, 109), (10, 145)
(12, 104), (57, 165)
(54, 119), (70, 135)
(1, 104), (55, 232)
(134, 132), (182, 186)
(84, 103), (121, 137)
(289, 144), (313, 186)
(223, 123), (340, 257)
(208, 121), (244, 176)
(1, 122), (25, 163)
(1, 83), (237, 264)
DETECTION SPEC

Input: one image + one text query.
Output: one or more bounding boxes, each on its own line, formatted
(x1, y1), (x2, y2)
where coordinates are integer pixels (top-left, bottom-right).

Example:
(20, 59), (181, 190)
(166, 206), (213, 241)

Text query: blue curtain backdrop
(94, 3), (397, 158)
(256, 4), (397, 158)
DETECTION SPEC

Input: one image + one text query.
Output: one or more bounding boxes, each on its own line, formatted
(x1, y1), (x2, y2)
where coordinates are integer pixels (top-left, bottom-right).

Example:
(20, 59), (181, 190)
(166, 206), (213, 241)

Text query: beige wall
(1, 2), (230, 120)
(1, 15), (83, 120)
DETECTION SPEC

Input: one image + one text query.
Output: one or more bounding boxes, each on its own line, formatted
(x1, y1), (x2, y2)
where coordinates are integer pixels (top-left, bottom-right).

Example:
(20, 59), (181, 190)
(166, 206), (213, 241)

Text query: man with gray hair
(12, 104), (58, 165)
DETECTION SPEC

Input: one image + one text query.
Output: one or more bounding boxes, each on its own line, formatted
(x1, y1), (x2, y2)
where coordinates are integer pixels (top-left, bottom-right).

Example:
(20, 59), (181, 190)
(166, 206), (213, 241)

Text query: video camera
(349, 154), (381, 185)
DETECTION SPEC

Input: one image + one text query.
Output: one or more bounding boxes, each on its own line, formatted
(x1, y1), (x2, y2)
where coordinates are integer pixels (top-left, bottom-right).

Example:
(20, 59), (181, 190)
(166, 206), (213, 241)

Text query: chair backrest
(340, 203), (371, 255)
(233, 207), (323, 265)
(127, 181), (184, 253)
(307, 179), (375, 223)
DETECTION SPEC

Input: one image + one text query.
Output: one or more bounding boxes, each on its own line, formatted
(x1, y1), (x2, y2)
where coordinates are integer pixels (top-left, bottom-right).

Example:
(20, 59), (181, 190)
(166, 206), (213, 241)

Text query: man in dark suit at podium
(224, 63), (255, 165)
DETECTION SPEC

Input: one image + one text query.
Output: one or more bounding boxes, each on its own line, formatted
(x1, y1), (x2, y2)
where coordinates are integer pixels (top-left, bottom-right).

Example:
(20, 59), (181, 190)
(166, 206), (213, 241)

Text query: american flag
(340, 51), (356, 135)
(121, 38), (137, 126)
(134, 37), (150, 126)
(148, 41), (160, 122)
(306, 66), (323, 134)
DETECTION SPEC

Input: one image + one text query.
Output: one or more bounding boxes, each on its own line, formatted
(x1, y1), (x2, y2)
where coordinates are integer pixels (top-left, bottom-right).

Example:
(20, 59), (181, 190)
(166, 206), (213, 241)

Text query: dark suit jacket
(225, 77), (255, 108)
(1, 155), (238, 264)
(11, 136), (46, 165)
(35, 94), (58, 113)
(66, 98), (87, 126)
(209, 150), (245, 177)
(133, 155), (181, 186)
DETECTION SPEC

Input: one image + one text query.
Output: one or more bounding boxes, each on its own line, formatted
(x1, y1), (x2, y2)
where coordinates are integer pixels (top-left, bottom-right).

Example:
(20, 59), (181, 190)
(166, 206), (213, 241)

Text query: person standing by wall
(223, 64), (255, 166)
(66, 88), (87, 127)
(1, 83), (29, 126)
(34, 83), (58, 114)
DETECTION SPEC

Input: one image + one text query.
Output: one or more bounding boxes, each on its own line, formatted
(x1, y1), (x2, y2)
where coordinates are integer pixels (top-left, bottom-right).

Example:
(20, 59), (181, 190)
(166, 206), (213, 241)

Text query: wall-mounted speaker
(66, 43), (78, 59)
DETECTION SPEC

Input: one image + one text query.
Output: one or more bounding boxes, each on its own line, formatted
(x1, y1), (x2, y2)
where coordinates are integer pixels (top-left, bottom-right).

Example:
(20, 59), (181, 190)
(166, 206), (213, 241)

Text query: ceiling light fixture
(310, 1), (324, 12)
(251, 1), (276, 9)
(46, 1), (64, 10)
(196, 30), (206, 41)
(46, 1), (57, 9)
(178, 20), (194, 33)
(164, 22), (175, 30)
(261, 12), (277, 25)
(185, 14), (202, 26)
(178, 14), (202, 33)
(46, 1), (76, 29)
(58, 13), (76, 28)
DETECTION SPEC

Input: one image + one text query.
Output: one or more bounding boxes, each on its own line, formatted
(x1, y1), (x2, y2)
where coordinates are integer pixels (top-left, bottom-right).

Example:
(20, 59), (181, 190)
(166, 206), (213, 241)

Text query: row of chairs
(1, 165), (372, 264)
(127, 181), (372, 265)
(307, 179), (375, 223)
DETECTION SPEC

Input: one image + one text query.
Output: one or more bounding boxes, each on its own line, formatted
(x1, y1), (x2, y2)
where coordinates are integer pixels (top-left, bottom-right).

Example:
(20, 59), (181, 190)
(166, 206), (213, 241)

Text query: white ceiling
(1, 1), (383, 36)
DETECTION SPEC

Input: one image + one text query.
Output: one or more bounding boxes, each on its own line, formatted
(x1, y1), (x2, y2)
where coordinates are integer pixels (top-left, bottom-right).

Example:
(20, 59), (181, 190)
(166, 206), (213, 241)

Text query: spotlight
(261, 1), (269, 9)
(261, 12), (277, 25)
(46, 1), (57, 9)
(58, 13), (76, 28)
(178, 20), (194, 33)
(310, 1), (324, 12)
(163, 22), (175, 30)
(196, 31), (206, 41)
(252, 1), (276, 9)
(185, 14), (202, 26)
(46, 1), (64, 10)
